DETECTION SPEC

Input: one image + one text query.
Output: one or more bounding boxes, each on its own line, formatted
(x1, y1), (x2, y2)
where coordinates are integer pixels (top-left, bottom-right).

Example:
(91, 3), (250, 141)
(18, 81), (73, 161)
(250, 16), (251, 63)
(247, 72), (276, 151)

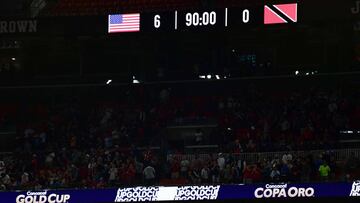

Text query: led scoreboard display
(120, 8), (262, 32)
(0, 2), (301, 36)
(140, 8), (260, 32)
(109, 3), (298, 33)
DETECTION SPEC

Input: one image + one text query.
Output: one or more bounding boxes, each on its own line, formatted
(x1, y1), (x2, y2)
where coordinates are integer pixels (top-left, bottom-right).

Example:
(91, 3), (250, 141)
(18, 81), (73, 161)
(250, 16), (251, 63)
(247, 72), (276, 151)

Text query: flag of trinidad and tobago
(264, 3), (298, 24)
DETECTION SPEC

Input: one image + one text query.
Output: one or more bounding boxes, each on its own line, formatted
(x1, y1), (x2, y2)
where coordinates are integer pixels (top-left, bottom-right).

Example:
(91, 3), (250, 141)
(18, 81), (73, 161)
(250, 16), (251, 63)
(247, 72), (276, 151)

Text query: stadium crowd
(0, 83), (359, 190)
(166, 151), (360, 185)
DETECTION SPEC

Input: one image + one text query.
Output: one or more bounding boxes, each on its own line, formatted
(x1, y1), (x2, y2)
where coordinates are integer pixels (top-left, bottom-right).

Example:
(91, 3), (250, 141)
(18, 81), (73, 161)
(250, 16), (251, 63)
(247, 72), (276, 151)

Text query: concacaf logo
(254, 184), (314, 198)
(16, 191), (70, 203)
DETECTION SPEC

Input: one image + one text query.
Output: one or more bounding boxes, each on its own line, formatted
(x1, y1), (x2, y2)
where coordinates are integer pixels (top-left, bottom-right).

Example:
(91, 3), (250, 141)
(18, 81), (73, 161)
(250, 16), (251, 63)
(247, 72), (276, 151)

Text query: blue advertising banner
(0, 181), (359, 203)
(0, 188), (118, 203)
(219, 182), (354, 200)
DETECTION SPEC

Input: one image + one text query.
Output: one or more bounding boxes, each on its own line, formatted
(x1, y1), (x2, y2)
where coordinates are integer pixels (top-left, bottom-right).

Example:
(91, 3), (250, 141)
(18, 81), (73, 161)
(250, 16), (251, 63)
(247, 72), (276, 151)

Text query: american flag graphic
(108, 13), (140, 33)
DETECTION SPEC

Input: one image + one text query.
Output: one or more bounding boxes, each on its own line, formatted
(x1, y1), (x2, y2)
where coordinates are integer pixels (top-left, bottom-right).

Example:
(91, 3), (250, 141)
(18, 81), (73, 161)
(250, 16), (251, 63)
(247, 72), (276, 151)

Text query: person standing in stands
(201, 164), (210, 184)
(217, 153), (225, 171)
(319, 161), (331, 181)
(180, 159), (190, 178)
(0, 161), (5, 176)
(135, 158), (144, 184)
(143, 164), (156, 186)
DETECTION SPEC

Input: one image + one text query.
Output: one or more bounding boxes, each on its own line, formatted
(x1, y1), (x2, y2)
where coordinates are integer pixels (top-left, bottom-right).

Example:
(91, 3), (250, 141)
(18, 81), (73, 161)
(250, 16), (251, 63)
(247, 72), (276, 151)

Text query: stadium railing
(167, 148), (360, 163)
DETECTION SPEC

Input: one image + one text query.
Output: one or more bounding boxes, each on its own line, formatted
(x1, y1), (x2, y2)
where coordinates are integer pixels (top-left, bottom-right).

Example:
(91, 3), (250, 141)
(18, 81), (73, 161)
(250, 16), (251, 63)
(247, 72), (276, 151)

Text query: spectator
(0, 161), (5, 176)
(21, 172), (29, 186)
(251, 164), (262, 183)
(280, 163), (290, 182)
(237, 158), (246, 177)
(124, 163), (136, 184)
(201, 164), (210, 183)
(299, 158), (310, 182)
(270, 165), (280, 182)
(1, 173), (11, 189)
(291, 159), (301, 182)
(319, 161), (331, 181)
(223, 164), (232, 183)
(246, 140), (256, 152)
(170, 158), (180, 180)
(135, 158), (144, 184)
(282, 154), (293, 165)
(210, 164), (220, 184)
(189, 168), (201, 184)
(68, 164), (79, 183)
(261, 159), (272, 182)
(217, 153), (225, 171)
(243, 165), (253, 184)
(108, 163), (118, 185)
(345, 152), (360, 180)
(231, 163), (240, 183)
(143, 164), (156, 186)
(45, 153), (55, 168)
(180, 159), (190, 178)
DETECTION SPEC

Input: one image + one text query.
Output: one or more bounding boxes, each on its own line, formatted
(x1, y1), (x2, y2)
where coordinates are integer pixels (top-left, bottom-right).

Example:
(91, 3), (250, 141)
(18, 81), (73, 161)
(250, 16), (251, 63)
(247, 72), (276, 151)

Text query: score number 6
(154, 15), (161, 28)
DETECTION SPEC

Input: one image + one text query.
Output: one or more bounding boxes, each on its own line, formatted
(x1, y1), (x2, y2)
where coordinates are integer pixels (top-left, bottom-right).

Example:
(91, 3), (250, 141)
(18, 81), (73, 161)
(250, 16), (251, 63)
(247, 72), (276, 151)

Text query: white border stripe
(265, 5), (287, 24)
(273, 4), (297, 22)
(108, 15), (110, 33)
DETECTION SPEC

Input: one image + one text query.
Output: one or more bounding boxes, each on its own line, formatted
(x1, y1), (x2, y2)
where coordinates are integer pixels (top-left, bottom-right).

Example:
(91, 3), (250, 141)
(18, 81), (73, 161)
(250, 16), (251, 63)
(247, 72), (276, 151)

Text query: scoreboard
(0, 1), (357, 37)
(109, 3), (298, 33)
(140, 8), (262, 32)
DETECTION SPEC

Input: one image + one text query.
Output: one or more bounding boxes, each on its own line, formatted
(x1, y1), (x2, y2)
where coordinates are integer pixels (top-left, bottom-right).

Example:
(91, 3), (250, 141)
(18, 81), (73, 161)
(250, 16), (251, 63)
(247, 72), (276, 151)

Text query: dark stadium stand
(39, 0), (267, 16)
(0, 80), (359, 190)
(0, 2), (360, 203)
(42, 0), (202, 16)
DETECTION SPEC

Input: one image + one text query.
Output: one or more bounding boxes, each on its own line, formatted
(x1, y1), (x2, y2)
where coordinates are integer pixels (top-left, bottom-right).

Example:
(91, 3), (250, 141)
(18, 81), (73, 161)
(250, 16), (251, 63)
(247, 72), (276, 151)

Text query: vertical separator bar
(175, 11), (178, 30)
(225, 8), (228, 27)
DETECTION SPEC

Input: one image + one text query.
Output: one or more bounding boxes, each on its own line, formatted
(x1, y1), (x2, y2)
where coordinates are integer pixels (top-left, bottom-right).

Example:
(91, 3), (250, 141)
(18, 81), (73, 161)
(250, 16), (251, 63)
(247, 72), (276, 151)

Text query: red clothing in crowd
(243, 167), (252, 180)
(251, 168), (262, 182)
(124, 164), (136, 183)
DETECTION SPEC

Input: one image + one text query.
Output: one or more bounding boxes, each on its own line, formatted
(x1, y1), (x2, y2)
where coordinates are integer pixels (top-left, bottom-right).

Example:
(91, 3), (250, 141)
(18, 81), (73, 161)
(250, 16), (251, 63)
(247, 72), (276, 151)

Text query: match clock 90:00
(184, 10), (250, 27)
(185, 11), (217, 26)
